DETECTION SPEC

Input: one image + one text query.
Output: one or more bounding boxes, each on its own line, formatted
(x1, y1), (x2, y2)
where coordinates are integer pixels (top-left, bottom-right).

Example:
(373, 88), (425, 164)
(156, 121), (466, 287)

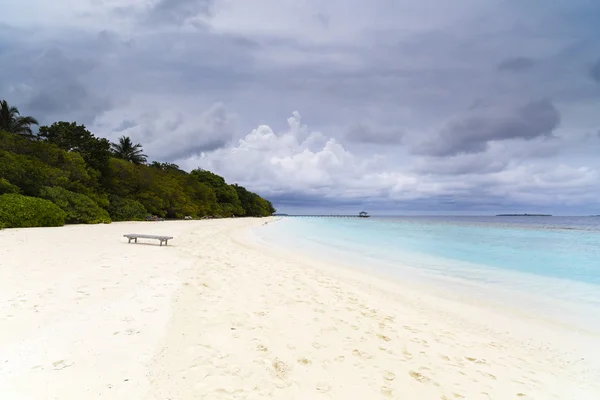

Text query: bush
(107, 196), (148, 221)
(0, 178), (20, 194)
(39, 186), (111, 224)
(0, 193), (66, 228)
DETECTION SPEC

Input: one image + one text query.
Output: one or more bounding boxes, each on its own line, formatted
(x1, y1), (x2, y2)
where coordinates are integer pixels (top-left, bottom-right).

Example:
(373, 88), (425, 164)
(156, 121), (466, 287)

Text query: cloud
(2, 0), (600, 213)
(591, 57), (600, 83)
(171, 111), (600, 214)
(145, 0), (215, 25)
(23, 49), (111, 125)
(345, 123), (404, 145)
(411, 100), (561, 157)
(97, 102), (238, 161)
(113, 119), (137, 132)
(180, 112), (397, 197)
(497, 57), (536, 72)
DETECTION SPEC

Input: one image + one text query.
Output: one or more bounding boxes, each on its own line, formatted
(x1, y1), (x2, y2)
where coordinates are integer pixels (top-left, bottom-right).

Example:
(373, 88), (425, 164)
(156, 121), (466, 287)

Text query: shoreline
(1, 218), (599, 399)
(255, 218), (600, 335)
(246, 219), (600, 362)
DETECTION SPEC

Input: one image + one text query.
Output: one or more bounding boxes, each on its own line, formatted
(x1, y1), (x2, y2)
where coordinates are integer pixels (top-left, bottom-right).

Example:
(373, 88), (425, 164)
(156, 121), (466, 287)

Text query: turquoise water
(256, 216), (600, 329)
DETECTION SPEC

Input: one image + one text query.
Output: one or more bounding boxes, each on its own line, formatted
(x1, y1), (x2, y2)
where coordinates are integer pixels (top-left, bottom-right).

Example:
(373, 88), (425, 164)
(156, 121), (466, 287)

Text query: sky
(1, 0), (600, 215)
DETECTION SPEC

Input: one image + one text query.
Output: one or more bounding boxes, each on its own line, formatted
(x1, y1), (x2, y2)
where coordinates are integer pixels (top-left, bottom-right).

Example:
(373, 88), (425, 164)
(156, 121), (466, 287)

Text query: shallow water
(256, 216), (600, 332)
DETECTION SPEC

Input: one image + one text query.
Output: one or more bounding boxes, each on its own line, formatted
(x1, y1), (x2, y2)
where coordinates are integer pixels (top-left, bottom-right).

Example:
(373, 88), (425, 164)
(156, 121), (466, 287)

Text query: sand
(1, 218), (599, 400)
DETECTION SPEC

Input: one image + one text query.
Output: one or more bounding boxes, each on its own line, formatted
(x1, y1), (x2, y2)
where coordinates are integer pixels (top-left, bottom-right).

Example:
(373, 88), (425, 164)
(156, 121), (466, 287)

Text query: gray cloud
(114, 119), (137, 132)
(19, 48), (111, 125)
(412, 99), (561, 157)
(345, 123), (404, 145)
(497, 57), (536, 72)
(146, 0), (214, 25)
(2, 0), (600, 213)
(123, 102), (238, 162)
(412, 155), (509, 176)
(591, 57), (600, 83)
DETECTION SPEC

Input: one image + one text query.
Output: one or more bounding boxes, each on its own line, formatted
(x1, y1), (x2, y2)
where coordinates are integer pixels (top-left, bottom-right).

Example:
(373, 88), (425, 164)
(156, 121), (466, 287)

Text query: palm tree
(111, 136), (147, 164)
(0, 100), (39, 136)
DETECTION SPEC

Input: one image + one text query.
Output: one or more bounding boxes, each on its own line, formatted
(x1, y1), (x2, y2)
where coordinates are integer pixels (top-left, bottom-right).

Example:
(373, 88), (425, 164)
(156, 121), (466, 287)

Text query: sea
(255, 215), (600, 333)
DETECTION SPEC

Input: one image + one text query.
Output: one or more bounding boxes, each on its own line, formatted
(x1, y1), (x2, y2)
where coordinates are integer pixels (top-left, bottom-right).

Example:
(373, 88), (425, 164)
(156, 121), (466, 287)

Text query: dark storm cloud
(413, 99), (561, 157)
(114, 119), (137, 132)
(591, 57), (600, 83)
(345, 123), (404, 144)
(412, 154), (509, 176)
(162, 137), (229, 161)
(0, 45), (112, 125)
(146, 0), (215, 25)
(266, 192), (367, 213)
(27, 83), (111, 126)
(497, 57), (536, 72)
(28, 57), (110, 123)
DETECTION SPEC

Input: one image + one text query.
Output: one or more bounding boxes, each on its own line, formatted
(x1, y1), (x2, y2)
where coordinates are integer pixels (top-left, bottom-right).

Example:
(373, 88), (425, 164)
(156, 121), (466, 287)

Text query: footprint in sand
(383, 371), (396, 381)
(376, 333), (392, 342)
(272, 359), (290, 380)
(142, 307), (158, 313)
(352, 349), (373, 360)
(256, 344), (268, 352)
(409, 370), (430, 383)
(316, 382), (331, 393)
(381, 386), (393, 397)
(52, 360), (74, 370)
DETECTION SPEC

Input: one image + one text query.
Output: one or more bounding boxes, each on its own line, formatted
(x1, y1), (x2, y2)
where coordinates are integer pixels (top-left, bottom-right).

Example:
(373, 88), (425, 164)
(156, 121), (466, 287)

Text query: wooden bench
(123, 234), (173, 246)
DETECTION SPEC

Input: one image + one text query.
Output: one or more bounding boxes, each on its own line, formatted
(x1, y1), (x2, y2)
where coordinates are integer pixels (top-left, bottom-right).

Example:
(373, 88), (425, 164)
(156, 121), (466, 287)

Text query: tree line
(0, 99), (276, 228)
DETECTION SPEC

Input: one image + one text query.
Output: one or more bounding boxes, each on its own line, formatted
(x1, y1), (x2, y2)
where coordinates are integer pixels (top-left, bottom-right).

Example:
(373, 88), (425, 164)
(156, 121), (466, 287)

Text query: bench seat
(123, 234), (173, 246)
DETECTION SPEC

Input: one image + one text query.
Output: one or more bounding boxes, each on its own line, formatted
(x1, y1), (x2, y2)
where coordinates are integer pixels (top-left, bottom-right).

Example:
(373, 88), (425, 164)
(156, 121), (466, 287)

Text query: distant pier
(274, 212), (370, 218)
(275, 215), (365, 217)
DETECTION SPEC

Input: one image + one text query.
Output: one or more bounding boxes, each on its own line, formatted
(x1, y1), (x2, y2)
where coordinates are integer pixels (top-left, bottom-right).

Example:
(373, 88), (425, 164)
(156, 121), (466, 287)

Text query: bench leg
(128, 238), (132, 243)
(135, 238), (137, 243)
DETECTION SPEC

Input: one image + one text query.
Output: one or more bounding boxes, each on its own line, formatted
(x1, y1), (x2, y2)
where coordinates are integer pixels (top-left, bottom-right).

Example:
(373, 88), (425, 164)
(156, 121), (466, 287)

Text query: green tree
(0, 100), (39, 136)
(233, 184), (276, 216)
(150, 161), (182, 172)
(111, 136), (147, 164)
(1, 97), (275, 227)
(37, 122), (111, 177)
(191, 169), (245, 216)
(40, 186), (111, 224)
(107, 196), (148, 221)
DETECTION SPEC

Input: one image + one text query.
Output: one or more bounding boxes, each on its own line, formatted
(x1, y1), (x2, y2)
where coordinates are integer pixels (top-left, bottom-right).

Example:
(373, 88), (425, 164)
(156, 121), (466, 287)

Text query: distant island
(496, 214), (552, 217)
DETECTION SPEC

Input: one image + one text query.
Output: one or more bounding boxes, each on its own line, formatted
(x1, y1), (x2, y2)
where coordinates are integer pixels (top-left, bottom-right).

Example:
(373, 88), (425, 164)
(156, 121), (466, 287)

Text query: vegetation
(0, 194), (66, 228)
(111, 136), (147, 164)
(0, 100), (39, 136)
(0, 98), (275, 229)
(106, 196), (148, 221)
(39, 186), (111, 224)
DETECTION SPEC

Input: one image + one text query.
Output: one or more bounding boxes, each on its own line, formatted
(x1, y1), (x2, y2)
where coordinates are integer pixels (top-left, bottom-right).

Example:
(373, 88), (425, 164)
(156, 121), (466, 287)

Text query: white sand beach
(1, 218), (599, 399)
